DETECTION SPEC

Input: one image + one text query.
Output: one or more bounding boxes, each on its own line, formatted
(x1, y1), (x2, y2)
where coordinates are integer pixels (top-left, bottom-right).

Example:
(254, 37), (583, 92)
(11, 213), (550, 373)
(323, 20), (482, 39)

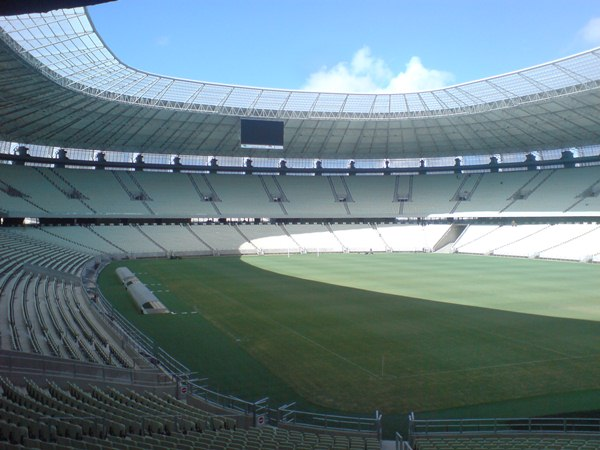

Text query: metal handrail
(276, 406), (381, 436)
(395, 432), (414, 450)
(410, 416), (600, 437)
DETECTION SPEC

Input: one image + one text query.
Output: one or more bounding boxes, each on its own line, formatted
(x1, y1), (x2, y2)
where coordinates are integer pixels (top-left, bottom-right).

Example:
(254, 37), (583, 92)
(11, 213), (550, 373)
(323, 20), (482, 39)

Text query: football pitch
(98, 253), (600, 422)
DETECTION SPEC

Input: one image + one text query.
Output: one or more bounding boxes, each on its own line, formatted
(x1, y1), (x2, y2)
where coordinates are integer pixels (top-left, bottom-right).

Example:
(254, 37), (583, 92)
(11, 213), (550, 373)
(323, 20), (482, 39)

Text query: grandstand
(0, 3), (600, 450)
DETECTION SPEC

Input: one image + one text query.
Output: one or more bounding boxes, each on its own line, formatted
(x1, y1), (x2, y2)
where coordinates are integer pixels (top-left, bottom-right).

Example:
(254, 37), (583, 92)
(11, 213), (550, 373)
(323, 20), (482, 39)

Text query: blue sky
(89, 0), (600, 93)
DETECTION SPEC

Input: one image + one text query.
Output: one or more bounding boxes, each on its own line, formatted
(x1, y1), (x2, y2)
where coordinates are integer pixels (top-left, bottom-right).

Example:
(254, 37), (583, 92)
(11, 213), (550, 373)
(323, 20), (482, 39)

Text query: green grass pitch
(98, 253), (600, 422)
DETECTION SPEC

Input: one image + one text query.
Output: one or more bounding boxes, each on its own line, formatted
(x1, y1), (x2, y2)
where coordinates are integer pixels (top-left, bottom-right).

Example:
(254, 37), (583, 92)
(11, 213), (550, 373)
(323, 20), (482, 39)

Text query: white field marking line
(270, 317), (381, 379)
(394, 352), (600, 381)
(198, 283), (381, 379)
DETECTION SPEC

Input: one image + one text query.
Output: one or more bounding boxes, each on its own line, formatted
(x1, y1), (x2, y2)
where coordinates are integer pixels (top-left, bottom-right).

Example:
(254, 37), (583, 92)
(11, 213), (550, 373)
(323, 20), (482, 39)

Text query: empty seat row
(0, 377), (380, 450)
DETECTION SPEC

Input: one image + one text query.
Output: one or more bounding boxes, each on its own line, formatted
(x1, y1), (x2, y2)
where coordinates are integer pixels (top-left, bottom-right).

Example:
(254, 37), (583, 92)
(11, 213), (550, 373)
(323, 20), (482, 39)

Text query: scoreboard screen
(240, 119), (284, 150)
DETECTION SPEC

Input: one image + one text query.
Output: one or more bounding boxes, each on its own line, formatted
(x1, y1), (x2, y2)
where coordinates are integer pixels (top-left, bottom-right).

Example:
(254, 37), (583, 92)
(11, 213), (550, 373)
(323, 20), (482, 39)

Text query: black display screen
(240, 119), (284, 150)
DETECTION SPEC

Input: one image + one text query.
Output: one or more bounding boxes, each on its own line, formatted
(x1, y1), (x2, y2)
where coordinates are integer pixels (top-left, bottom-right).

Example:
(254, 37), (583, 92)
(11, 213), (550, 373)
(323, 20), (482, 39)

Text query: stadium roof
(0, 0), (115, 16)
(0, 7), (600, 160)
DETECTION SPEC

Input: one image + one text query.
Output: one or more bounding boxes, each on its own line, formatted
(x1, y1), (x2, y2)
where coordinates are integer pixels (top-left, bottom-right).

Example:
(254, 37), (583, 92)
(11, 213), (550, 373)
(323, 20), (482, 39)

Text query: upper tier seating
(2, 164), (600, 218)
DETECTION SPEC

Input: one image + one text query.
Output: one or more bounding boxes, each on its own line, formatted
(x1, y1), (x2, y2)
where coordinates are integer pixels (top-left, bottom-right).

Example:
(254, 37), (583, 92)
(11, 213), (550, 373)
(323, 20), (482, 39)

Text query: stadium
(1, 1), (600, 449)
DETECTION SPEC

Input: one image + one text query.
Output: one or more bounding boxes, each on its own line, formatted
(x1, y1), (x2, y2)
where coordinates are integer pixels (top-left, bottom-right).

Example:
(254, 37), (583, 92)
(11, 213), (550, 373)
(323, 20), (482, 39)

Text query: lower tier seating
(0, 377), (380, 450)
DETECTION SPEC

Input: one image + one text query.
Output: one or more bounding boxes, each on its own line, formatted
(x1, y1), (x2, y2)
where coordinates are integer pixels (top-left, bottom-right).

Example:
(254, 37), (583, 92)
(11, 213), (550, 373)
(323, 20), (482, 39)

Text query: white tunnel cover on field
(115, 267), (169, 315)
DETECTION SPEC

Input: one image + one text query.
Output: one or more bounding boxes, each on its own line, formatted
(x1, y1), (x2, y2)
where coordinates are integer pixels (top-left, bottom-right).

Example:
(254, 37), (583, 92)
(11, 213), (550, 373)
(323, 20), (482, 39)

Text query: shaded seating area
(0, 377), (380, 450)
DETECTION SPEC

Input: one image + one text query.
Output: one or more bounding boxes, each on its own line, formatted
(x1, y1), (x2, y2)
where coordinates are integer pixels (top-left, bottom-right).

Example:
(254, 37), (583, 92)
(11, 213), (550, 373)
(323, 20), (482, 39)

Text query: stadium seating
(131, 171), (216, 217)
(454, 224), (549, 256)
(237, 224), (301, 254)
(329, 224), (388, 252)
(494, 223), (599, 258)
(377, 224), (451, 252)
(4, 219), (600, 265)
(9, 225), (113, 255)
(0, 229), (135, 367)
(2, 162), (600, 450)
(54, 168), (140, 215)
(402, 174), (463, 217)
(191, 224), (254, 255)
(0, 377), (380, 450)
(505, 167), (600, 214)
(88, 225), (165, 257)
(283, 224), (344, 253)
(138, 224), (213, 256)
(4, 12), (600, 448)
(538, 224), (600, 261)
(453, 223), (600, 261)
(208, 174), (286, 218)
(6, 216), (599, 386)
(453, 171), (532, 214)
(277, 176), (351, 219)
(0, 165), (91, 217)
(3, 164), (600, 219)
(342, 176), (399, 217)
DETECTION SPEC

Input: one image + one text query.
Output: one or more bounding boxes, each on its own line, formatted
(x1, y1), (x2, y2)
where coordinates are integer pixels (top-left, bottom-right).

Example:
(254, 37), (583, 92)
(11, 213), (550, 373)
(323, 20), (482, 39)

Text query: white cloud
(387, 56), (454, 93)
(302, 46), (454, 94)
(579, 17), (600, 45)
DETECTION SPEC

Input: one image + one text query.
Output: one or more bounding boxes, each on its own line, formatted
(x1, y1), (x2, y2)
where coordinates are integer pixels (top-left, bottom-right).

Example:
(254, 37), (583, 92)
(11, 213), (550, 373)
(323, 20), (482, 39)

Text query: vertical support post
(375, 410), (383, 441)
(408, 411), (416, 445)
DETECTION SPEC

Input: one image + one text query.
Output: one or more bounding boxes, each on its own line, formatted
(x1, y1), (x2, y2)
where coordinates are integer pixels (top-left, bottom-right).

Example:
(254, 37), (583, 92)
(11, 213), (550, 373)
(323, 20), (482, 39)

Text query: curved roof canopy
(0, 0), (115, 16)
(1, 7), (600, 159)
